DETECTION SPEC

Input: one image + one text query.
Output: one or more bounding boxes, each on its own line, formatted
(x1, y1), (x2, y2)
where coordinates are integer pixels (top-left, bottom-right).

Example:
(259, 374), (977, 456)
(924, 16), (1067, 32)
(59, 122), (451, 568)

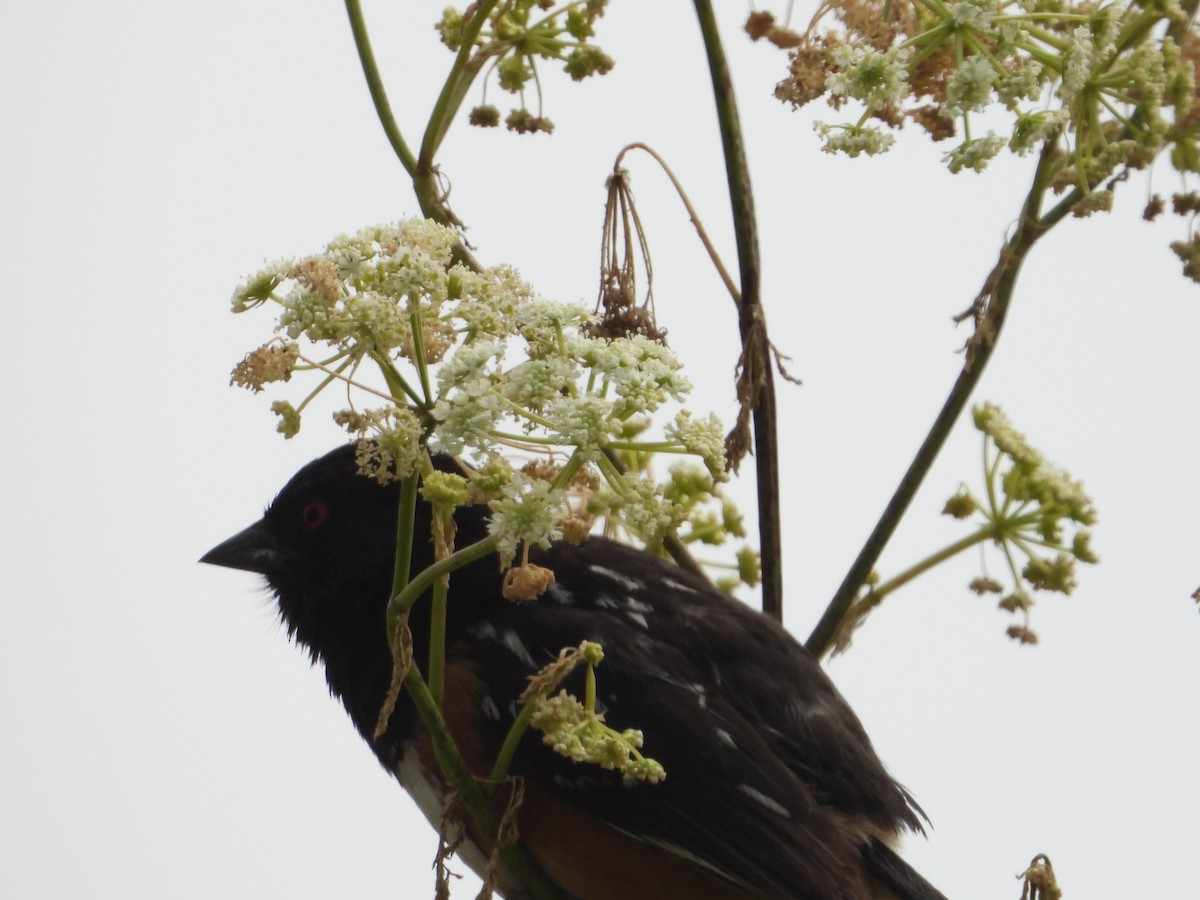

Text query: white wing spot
(545, 583), (575, 605)
(469, 621), (499, 641)
(588, 563), (645, 592)
(714, 728), (736, 749)
(481, 695), (501, 722)
(624, 596), (653, 614)
(661, 577), (699, 595)
(625, 611), (649, 628)
(500, 628), (536, 667)
(737, 784), (791, 818)
(593, 593), (619, 610)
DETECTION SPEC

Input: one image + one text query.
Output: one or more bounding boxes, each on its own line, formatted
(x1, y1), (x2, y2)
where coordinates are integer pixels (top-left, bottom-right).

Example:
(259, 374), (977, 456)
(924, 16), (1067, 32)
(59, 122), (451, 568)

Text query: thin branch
(403, 667), (570, 900)
(343, 0), (482, 269)
(615, 143), (742, 304)
(601, 448), (706, 579)
(343, 0), (418, 177)
(419, 1), (500, 168)
(805, 144), (1061, 658)
(692, 0), (784, 622)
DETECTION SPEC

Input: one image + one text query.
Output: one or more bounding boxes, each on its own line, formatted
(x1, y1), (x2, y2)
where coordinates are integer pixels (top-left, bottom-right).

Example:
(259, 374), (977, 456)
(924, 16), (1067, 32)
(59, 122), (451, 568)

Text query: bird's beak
(200, 520), (278, 574)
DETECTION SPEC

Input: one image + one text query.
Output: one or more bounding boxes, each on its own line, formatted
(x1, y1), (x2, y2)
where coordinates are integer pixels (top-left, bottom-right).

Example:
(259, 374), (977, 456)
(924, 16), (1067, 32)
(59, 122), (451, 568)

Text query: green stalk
(584, 662), (597, 711)
(428, 576), (449, 705)
(343, 0), (418, 178)
(868, 526), (997, 603)
(599, 447), (706, 579)
(692, 0), (783, 622)
(370, 351), (427, 409)
(389, 535), (500, 619)
(391, 473), (420, 597)
(419, 0), (501, 170)
(805, 144), (1061, 659)
(402, 667), (569, 900)
(488, 693), (542, 783)
(342, 1), (482, 270)
(407, 309), (434, 405)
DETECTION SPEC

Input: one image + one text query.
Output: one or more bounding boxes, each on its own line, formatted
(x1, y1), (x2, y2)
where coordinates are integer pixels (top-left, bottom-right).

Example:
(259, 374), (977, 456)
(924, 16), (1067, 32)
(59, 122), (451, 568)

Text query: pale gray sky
(3, 2), (1198, 898)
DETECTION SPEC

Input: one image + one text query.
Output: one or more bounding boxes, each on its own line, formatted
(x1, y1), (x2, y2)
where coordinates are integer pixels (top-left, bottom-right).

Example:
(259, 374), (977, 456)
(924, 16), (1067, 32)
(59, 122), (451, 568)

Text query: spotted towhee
(202, 445), (948, 900)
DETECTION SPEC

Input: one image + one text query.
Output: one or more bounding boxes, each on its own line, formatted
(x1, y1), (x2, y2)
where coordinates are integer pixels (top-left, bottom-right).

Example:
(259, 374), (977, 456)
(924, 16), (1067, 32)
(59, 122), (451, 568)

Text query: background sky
(3, 2), (1198, 898)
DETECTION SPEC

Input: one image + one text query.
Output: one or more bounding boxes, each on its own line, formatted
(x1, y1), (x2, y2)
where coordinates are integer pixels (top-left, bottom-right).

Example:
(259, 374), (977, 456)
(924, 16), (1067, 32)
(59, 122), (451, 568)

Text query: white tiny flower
(1061, 26), (1095, 103)
(943, 132), (1006, 173)
(279, 285), (343, 342)
(488, 472), (567, 564)
(590, 334), (691, 417)
(325, 233), (377, 284)
(814, 121), (896, 157)
(608, 473), (677, 545)
(950, 0), (998, 30)
(826, 46), (911, 108)
(546, 395), (617, 459)
(232, 258), (292, 312)
(344, 289), (410, 353)
(503, 356), (581, 412)
(942, 56), (999, 118)
(996, 61), (1045, 106)
(665, 411), (728, 481)
(1009, 109), (1069, 154)
(436, 339), (505, 397)
(397, 218), (459, 267)
(514, 299), (594, 355)
(430, 389), (507, 455)
(454, 265), (535, 338)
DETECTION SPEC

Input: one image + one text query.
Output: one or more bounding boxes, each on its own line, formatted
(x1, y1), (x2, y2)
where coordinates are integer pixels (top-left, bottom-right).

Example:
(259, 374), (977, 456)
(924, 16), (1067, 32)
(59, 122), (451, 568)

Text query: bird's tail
(863, 839), (950, 900)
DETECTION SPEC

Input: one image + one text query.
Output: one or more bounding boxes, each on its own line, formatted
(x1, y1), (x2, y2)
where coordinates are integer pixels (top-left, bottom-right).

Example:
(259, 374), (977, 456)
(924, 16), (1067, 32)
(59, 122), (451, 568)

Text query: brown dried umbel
(589, 167), (665, 343)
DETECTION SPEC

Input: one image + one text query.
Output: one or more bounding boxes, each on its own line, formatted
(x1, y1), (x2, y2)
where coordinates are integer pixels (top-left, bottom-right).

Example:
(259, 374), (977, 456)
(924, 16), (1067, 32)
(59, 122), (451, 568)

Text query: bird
(202, 444), (949, 900)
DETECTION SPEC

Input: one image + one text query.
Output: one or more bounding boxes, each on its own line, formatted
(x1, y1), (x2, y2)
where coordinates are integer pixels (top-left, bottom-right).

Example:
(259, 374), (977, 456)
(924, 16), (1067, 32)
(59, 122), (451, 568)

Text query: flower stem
(488, 694), (540, 783)
(389, 534), (500, 618)
(419, 0), (500, 169)
(692, 0), (783, 623)
(402, 666), (569, 900)
(343, 0), (418, 178)
(870, 525), (997, 602)
(428, 576), (449, 706)
(391, 472), (420, 597)
(806, 143), (1061, 658)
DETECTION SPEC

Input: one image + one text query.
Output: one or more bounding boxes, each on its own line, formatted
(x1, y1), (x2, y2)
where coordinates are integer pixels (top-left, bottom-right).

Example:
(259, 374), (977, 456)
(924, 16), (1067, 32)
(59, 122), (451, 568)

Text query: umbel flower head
(958, 402), (1098, 643)
(523, 641), (666, 784)
(437, 1), (614, 135)
(228, 217), (753, 589)
(763, 0), (1200, 202)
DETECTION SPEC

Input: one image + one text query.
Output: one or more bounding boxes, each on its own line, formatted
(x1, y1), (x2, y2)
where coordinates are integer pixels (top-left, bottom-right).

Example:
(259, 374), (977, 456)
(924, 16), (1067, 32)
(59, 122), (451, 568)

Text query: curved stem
(343, 1), (482, 270)
(692, 0), (783, 622)
(388, 534), (500, 621)
(419, 0), (500, 171)
(615, 142), (741, 304)
(391, 473), (420, 597)
(805, 144), (1061, 658)
(835, 526), (997, 648)
(600, 447), (705, 578)
(428, 576), (449, 705)
(343, 0), (418, 177)
(488, 692), (541, 783)
(871, 525), (996, 601)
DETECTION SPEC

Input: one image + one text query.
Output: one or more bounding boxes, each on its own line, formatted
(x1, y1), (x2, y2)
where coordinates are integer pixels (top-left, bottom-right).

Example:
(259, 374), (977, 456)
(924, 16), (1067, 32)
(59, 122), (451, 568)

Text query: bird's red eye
(301, 501), (329, 529)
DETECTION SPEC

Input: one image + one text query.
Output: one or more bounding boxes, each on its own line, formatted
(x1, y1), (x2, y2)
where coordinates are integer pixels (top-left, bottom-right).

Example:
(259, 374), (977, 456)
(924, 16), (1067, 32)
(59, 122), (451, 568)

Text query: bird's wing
(451, 537), (918, 899)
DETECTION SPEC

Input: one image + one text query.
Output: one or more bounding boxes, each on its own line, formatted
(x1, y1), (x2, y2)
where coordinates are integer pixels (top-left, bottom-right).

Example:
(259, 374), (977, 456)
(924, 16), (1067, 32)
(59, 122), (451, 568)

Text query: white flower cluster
(796, 0), (1195, 179)
(231, 218), (733, 556)
(530, 690), (666, 784)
